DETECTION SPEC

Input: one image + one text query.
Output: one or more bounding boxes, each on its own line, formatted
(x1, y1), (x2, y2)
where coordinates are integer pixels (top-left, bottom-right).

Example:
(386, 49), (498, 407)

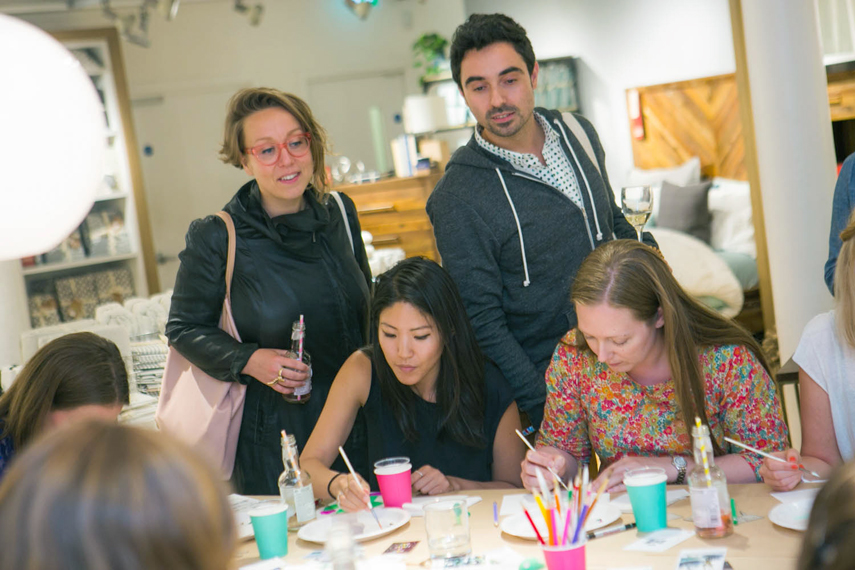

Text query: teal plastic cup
(623, 467), (667, 533)
(249, 501), (289, 559)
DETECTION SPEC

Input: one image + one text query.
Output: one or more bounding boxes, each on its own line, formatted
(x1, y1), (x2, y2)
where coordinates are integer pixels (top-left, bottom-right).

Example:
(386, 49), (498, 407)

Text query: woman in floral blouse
(521, 240), (789, 492)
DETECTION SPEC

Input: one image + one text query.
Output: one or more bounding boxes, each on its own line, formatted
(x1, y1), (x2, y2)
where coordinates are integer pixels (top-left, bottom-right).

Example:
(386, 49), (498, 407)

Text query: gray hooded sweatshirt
(426, 109), (656, 428)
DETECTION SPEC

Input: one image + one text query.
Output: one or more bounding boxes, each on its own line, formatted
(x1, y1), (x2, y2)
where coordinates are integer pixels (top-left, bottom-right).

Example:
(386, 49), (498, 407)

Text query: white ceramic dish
(500, 502), (622, 540)
(402, 495), (482, 516)
(297, 507), (410, 543)
(769, 499), (813, 532)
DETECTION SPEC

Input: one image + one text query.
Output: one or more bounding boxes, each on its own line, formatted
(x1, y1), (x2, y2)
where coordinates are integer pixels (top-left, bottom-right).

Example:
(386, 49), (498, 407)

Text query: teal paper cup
(249, 501), (289, 559)
(623, 467), (667, 533)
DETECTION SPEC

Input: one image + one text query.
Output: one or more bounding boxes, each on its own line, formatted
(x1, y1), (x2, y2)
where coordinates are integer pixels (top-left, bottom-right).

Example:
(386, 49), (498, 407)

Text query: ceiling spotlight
(158, 0), (180, 20)
(345, 0), (378, 20)
(234, 0), (264, 26)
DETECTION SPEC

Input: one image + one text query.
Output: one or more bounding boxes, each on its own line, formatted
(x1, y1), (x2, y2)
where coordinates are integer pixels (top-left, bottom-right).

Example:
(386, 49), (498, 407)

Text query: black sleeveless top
(363, 359), (514, 485)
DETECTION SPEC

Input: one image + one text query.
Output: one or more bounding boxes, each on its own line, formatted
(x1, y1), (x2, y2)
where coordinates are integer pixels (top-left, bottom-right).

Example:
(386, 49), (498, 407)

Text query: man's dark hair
(450, 13), (537, 89)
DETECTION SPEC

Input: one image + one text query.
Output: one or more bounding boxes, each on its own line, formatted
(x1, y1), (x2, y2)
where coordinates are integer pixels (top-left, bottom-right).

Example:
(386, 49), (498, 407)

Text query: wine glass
(621, 185), (654, 242)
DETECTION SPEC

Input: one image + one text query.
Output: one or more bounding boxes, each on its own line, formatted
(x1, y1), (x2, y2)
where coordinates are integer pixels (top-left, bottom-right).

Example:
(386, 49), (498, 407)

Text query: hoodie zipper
(510, 172), (596, 250)
(552, 117), (604, 241)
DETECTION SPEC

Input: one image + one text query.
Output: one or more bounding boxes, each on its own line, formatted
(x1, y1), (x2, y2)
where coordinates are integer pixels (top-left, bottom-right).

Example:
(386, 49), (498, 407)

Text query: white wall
(17, 0), (466, 289)
(463, 0), (736, 189)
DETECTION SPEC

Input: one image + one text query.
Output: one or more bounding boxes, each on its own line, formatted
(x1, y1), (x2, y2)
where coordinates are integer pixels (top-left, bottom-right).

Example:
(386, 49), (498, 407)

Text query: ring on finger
(416, 470), (424, 478)
(265, 377), (279, 386)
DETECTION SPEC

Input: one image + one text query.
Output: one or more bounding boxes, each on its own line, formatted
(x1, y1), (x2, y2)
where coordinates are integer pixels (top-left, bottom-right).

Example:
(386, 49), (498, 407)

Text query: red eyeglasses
(246, 132), (311, 165)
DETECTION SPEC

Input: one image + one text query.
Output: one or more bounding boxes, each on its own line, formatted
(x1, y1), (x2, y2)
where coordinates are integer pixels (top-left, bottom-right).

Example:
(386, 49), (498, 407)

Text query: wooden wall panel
(628, 74), (747, 181)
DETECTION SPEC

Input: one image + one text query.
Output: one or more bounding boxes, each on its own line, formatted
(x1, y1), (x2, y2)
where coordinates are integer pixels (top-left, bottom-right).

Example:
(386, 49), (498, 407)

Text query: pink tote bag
(155, 211), (246, 479)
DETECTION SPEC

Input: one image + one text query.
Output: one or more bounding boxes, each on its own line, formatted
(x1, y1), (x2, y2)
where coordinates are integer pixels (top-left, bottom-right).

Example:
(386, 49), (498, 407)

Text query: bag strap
(215, 211), (237, 298)
(561, 112), (600, 175)
(331, 191), (355, 255)
(213, 211), (242, 342)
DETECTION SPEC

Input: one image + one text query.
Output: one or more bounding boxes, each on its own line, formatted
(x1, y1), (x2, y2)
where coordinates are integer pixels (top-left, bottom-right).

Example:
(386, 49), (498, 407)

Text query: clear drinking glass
(621, 185), (654, 241)
(423, 499), (471, 559)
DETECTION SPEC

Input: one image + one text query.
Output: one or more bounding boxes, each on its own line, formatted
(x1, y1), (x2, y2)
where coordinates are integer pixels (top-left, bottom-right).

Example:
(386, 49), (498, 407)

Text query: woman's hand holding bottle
(242, 348), (310, 394)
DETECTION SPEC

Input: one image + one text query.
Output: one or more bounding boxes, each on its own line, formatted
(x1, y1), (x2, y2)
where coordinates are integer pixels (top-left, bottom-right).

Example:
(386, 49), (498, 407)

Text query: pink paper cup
(542, 542), (586, 570)
(374, 457), (412, 508)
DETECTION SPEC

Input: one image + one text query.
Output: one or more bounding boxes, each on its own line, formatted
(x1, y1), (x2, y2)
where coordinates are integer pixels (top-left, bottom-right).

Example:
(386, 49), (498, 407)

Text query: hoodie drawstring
(496, 168), (531, 287)
(553, 118), (604, 241)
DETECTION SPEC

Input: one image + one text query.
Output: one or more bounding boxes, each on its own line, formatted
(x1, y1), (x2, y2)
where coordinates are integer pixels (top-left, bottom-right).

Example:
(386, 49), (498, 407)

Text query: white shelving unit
(21, 28), (158, 329)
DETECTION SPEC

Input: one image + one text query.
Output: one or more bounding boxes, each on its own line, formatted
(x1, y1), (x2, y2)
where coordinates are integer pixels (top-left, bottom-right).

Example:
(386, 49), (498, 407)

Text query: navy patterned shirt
(475, 111), (584, 209)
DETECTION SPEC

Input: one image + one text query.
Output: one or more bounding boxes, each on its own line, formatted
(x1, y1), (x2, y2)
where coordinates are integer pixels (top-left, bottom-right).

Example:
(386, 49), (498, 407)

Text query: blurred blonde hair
(0, 421), (236, 570)
(798, 460), (855, 570)
(835, 210), (855, 350)
(219, 87), (329, 194)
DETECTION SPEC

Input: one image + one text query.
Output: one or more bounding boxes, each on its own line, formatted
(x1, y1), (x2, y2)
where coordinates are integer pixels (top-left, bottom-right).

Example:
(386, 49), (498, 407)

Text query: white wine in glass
(621, 185), (654, 242)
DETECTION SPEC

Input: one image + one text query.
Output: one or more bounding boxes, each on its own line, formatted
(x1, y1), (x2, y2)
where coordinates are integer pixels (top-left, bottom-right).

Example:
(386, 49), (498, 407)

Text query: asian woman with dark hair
(302, 257), (524, 512)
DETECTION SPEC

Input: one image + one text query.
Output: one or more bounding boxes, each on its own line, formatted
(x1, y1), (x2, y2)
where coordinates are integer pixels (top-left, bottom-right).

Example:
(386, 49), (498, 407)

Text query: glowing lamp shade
(0, 15), (105, 260)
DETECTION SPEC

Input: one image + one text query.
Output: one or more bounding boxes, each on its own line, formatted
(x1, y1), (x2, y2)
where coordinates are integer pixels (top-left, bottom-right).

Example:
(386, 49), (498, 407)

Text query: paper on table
(587, 567), (653, 570)
(402, 495), (482, 517)
(228, 494), (262, 540)
(675, 548), (727, 570)
(499, 493), (529, 516)
(500, 491), (611, 517)
(771, 488), (819, 504)
(611, 489), (689, 513)
(623, 528), (695, 553)
(238, 557), (288, 570)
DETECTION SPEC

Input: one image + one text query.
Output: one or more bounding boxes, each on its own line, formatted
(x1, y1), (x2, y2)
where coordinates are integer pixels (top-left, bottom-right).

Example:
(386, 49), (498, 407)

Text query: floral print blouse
(537, 330), (789, 480)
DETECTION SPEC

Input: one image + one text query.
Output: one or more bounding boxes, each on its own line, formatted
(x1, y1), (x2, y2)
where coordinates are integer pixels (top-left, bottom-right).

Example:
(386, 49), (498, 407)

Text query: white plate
(500, 502), (622, 540)
(769, 499), (814, 532)
(297, 507), (410, 543)
(402, 495), (482, 516)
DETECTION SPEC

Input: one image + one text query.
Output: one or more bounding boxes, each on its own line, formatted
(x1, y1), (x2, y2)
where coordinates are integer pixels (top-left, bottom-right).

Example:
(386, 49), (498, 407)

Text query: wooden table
(235, 485), (810, 569)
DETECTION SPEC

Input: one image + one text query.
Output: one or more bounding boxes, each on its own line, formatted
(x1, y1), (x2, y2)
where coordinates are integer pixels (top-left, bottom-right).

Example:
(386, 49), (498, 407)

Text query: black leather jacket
(166, 181), (371, 492)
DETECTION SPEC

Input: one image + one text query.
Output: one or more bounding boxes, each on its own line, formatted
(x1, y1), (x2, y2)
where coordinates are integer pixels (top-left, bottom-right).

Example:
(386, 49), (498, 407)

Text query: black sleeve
(165, 215), (259, 382)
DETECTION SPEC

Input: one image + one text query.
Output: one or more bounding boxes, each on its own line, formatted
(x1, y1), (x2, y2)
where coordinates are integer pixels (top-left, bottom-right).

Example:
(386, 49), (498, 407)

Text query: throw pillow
(657, 180), (713, 244)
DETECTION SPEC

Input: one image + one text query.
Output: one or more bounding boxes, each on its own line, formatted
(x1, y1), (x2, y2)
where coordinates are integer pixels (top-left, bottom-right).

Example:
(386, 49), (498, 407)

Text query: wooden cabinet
(336, 172), (442, 261)
(828, 77), (855, 121)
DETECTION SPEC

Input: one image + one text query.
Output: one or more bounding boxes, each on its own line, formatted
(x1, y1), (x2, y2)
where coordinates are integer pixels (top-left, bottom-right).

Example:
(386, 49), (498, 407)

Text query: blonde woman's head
(798, 460), (855, 570)
(835, 210), (855, 349)
(0, 421), (236, 570)
(219, 87), (329, 194)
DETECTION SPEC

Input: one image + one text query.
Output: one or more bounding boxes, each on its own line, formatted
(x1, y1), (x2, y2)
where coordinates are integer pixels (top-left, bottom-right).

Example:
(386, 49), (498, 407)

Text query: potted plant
(412, 32), (449, 85)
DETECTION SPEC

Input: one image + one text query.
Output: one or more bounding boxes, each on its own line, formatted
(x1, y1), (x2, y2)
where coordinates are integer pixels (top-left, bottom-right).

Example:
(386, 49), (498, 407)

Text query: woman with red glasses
(166, 88), (372, 494)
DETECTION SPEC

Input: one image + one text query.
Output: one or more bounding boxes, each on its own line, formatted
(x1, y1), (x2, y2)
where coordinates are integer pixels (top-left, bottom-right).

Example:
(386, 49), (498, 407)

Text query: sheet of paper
(499, 493), (530, 516)
(623, 528), (695, 553)
(238, 558), (288, 570)
(499, 491), (610, 517)
(612, 489), (689, 513)
(770, 488), (819, 504)
(402, 495), (482, 517)
(228, 494), (262, 540)
(675, 548), (727, 570)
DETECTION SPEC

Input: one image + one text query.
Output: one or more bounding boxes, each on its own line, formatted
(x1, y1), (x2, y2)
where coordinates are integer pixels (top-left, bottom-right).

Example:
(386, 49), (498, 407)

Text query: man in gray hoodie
(426, 13), (655, 431)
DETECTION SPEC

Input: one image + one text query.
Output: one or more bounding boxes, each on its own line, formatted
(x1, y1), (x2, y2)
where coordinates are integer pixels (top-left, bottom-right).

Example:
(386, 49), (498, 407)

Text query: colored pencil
(523, 507), (546, 545)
